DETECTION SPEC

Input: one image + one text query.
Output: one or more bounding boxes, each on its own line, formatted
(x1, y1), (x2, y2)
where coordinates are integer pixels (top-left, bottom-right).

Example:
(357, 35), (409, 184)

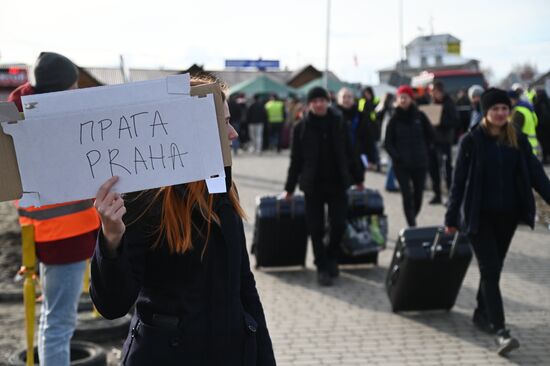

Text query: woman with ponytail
(445, 88), (550, 357)
(90, 76), (276, 365)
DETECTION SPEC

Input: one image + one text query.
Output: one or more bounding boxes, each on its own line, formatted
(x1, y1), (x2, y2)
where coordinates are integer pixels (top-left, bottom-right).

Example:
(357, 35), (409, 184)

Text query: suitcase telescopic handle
(430, 227), (460, 260)
(276, 198), (295, 219)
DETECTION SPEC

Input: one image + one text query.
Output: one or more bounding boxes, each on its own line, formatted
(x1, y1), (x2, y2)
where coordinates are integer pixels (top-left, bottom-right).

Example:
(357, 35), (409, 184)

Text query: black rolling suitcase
(338, 188), (386, 265)
(252, 195), (308, 268)
(386, 226), (472, 312)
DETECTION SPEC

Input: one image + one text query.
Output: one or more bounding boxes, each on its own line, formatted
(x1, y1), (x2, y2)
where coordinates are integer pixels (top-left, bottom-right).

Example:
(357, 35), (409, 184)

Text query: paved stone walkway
(234, 150), (550, 366)
(0, 150), (549, 365)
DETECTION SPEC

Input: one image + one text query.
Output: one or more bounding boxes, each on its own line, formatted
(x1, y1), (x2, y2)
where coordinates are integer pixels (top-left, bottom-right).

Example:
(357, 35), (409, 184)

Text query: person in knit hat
(8, 52), (79, 112)
(384, 84), (435, 227)
(468, 85), (485, 129)
(8, 52), (97, 366)
(284, 86), (364, 286)
(445, 87), (550, 356)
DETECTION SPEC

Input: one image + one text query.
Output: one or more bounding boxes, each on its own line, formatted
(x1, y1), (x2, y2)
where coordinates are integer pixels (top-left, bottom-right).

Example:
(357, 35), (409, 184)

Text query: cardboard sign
(0, 103), (23, 202)
(419, 104), (443, 126)
(0, 75), (231, 206)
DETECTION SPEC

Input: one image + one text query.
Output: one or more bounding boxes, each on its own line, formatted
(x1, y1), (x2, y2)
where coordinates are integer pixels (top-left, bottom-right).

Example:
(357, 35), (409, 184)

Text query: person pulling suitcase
(283, 87), (364, 287)
(445, 88), (550, 356)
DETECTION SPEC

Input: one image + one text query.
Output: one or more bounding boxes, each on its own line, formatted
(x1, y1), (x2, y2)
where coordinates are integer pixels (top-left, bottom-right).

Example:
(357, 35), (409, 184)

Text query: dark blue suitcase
(386, 226), (472, 312)
(252, 195), (308, 268)
(338, 188), (386, 265)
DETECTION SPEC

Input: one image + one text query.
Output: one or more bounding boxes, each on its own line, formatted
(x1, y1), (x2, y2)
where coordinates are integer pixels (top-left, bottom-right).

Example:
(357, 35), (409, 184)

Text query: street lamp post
(324, 0), (331, 90)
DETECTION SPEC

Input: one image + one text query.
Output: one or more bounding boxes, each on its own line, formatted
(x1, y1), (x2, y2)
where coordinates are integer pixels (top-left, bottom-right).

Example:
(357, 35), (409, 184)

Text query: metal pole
(398, 0), (404, 65)
(324, 0), (331, 90)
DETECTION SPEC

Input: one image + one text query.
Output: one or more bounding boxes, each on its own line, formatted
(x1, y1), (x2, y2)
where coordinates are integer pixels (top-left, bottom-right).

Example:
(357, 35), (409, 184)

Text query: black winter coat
(445, 124), (550, 234)
(90, 190), (276, 366)
(284, 108), (364, 194)
(434, 94), (459, 145)
(384, 105), (435, 169)
(247, 101), (268, 125)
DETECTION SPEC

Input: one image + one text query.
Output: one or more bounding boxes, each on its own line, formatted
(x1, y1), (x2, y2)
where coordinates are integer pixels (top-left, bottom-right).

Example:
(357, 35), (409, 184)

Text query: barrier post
(21, 225), (36, 366)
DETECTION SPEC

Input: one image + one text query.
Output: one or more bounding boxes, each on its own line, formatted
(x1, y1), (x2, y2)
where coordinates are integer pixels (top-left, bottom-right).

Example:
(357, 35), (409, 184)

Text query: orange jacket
(16, 200), (100, 242)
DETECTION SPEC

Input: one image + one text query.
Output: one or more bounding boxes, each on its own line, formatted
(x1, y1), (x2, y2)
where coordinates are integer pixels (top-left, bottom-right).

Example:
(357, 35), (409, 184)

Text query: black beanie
(307, 86), (330, 103)
(480, 88), (511, 116)
(31, 52), (79, 93)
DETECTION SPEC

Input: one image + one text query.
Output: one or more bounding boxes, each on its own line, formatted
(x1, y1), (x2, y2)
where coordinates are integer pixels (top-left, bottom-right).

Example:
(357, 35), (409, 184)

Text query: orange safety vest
(16, 200), (100, 242)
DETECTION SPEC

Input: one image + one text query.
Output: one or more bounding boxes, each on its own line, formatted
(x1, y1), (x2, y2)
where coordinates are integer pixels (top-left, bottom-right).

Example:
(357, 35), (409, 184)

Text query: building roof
(530, 70), (550, 88)
(83, 67), (182, 85)
(406, 33), (460, 48)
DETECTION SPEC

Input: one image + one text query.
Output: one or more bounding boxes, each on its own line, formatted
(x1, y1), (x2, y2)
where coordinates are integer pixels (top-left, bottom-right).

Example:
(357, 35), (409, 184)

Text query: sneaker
(317, 271), (333, 287)
(473, 310), (495, 334)
(429, 196), (442, 205)
(327, 260), (340, 278)
(495, 329), (520, 357)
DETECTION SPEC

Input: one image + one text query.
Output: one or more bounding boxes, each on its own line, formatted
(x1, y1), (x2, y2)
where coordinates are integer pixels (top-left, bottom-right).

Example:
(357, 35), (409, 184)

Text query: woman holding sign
(90, 77), (276, 366)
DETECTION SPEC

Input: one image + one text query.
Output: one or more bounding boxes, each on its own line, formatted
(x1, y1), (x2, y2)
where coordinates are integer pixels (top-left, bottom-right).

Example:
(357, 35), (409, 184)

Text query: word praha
(79, 110), (189, 178)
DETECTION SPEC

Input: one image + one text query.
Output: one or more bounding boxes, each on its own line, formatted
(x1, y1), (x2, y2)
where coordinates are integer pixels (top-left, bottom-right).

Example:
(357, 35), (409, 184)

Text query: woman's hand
(444, 226), (458, 235)
(94, 176), (126, 252)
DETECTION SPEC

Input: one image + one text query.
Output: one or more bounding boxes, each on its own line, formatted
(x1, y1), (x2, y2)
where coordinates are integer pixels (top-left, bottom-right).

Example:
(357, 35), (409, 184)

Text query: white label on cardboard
(205, 176), (227, 194)
(3, 93), (225, 207)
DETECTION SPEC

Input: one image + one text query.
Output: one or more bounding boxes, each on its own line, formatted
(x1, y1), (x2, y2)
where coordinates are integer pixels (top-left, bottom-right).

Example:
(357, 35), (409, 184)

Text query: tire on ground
(73, 312), (132, 342)
(8, 341), (107, 366)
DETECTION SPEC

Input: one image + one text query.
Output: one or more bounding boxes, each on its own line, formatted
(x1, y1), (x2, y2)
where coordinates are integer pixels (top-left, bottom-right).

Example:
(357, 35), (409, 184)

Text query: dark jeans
(469, 214), (518, 331)
(429, 143), (453, 196)
(268, 123), (283, 152)
(393, 165), (427, 227)
(304, 190), (347, 271)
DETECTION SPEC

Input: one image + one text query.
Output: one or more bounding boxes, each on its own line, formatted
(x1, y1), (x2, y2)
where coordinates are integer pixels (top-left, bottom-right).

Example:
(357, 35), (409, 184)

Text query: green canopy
(229, 74), (297, 98)
(298, 77), (360, 97)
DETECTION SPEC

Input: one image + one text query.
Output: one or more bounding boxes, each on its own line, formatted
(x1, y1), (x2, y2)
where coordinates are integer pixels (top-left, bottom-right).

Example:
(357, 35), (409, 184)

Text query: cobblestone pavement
(233, 151), (550, 366)
(1, 150), (549, 365)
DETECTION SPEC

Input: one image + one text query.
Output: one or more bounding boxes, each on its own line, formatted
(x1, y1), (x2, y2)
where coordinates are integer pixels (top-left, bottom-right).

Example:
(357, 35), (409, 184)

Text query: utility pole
(324, 0), (331, 90)
(398, 0), (404, 77)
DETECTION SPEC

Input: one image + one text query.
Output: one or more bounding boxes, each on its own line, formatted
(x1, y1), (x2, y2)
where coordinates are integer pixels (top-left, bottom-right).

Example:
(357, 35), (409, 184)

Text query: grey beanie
(468, 85), (484, 100)
(31, 52), (78, 93)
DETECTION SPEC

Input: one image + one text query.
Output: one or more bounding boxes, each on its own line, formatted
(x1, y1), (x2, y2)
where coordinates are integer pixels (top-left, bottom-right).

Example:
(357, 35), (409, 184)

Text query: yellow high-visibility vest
(514, 105), (540, 156)
(265, 100), (285, 123)
(358, 96), (380, 121)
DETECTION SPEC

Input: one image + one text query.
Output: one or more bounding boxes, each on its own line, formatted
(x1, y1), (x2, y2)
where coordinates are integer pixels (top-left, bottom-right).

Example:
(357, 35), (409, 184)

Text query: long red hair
(136, 74), (245, 255)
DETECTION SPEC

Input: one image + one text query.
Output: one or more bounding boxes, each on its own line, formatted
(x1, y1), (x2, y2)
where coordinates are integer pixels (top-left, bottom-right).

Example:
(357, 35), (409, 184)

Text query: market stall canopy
(229, 74), (298, 98)
(297, 77), (360, 97)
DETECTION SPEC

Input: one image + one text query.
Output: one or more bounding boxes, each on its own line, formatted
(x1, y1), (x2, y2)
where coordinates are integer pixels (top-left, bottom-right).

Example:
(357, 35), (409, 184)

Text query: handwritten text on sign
(79, 109), (188, 178)
(2, 94), (224, 206)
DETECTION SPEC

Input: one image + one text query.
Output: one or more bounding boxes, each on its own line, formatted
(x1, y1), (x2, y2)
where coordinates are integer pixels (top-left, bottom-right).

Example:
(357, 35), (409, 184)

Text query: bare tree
(500, 62), (538, 89)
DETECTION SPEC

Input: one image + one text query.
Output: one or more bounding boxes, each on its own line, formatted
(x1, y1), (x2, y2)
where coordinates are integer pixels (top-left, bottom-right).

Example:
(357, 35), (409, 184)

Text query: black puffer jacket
(284, 108), (364, 194)
(384, 105), (435, 169)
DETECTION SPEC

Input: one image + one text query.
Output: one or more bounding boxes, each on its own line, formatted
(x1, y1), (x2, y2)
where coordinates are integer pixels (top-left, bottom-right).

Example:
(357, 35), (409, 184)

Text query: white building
(379, 33), (479, 86)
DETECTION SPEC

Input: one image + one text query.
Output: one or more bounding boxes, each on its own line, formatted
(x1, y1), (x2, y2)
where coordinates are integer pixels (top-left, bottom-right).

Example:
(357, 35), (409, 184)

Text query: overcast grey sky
(1, 0), (549, 84)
